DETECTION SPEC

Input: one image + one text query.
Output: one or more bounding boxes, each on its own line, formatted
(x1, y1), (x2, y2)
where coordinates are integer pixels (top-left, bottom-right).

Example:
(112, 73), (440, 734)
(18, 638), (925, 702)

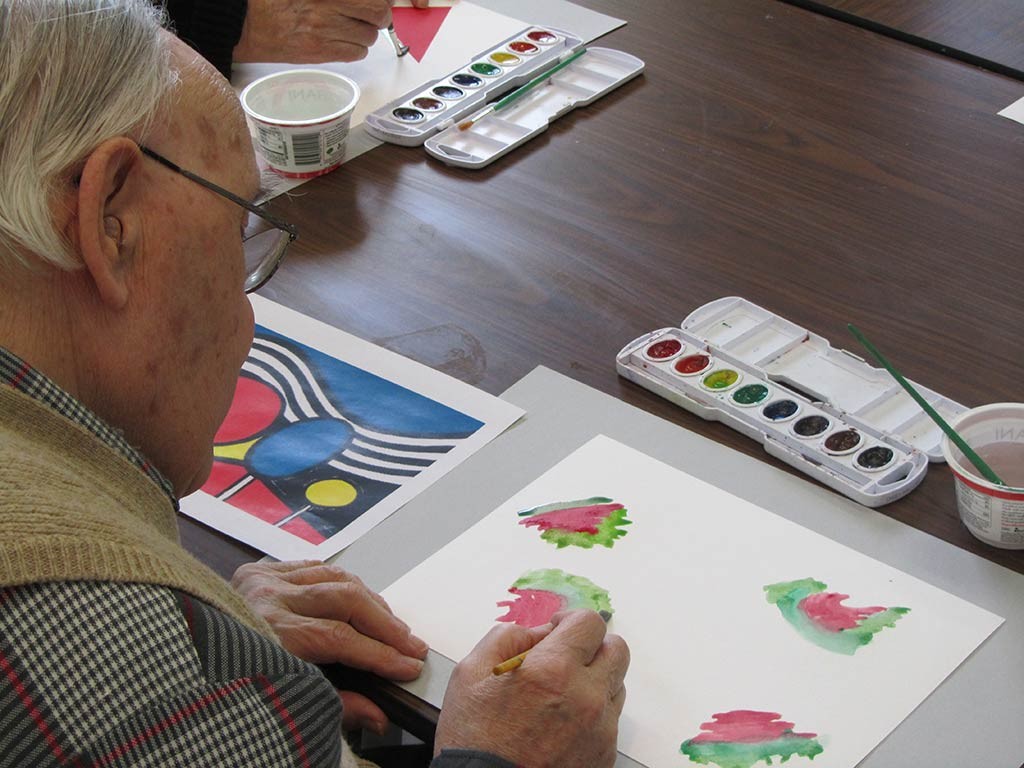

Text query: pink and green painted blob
(517, 496), (632, 549)
(496, 568), (612, 627)
(680, 710), (823, 768)
(765, 578), (910, 655)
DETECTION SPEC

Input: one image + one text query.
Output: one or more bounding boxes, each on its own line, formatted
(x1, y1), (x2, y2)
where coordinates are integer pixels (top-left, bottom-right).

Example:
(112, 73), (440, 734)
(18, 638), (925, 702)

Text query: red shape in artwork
(798, 592), (886, 632)
(496, 588), (568, 628)
(214, 376), (283, 444)
(202, 461), (249, 496)
(391, 7), (451, 62)
(281, 516), (327, 545)
(227, 478), (294, 525)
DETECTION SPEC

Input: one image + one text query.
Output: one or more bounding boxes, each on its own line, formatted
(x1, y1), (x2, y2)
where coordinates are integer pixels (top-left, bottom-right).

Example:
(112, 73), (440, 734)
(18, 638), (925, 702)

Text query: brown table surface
(182, 0), (1024, 620)
(785, 0), (1024, 77)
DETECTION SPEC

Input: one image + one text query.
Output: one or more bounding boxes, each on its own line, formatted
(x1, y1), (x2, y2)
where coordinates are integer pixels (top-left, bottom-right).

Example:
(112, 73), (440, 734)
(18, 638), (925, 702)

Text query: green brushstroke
(541, 506), (631, 549)
(517, 496), (614, 516)
(680, 735), (824, 768)
(517, 497), (632, 549)
(512, 569), (613, 615)
(765, 578), (909, 655)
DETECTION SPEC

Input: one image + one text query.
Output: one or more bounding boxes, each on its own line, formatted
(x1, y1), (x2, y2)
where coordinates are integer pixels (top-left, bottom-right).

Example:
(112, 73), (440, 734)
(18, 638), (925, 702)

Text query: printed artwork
(765, 579), (910, 655)
(201, 327), (483, 546)
(181, 296), (523, 560)
(496, 568), (613, 627)
(517, 496), (632, 548)
(680, 711), (824, 768)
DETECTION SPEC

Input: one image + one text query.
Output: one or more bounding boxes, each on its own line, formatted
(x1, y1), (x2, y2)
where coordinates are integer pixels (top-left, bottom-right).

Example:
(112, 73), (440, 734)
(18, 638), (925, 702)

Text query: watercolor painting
(201, 326), (483, 545)
(517, 496), (632, 548)
(496, 568), (613, 627)
(680, 710), (824, 768)
(765, 578), (910, 655)
(381, 435), (1004, 768)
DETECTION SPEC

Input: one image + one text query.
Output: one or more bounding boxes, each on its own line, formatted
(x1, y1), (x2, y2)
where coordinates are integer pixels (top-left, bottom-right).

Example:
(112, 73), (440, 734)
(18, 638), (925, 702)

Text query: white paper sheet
(180, 296), (523, 561)
(382, 435), (1003, 768)
(998, 95), (1024, 126)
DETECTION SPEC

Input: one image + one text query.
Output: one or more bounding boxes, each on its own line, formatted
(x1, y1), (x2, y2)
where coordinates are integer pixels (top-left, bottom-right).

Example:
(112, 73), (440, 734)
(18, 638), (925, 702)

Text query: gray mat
(332, 366), (1024, 768)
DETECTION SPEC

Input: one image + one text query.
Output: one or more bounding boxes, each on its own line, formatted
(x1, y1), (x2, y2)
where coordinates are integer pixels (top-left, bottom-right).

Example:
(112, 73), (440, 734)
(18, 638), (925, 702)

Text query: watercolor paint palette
(364, 26), (644, 168)
(616, 297), (967, 507)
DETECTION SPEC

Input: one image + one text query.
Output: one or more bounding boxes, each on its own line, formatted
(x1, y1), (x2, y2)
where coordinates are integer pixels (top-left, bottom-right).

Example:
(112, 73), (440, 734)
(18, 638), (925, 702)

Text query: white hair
(0, 0), (176, 270)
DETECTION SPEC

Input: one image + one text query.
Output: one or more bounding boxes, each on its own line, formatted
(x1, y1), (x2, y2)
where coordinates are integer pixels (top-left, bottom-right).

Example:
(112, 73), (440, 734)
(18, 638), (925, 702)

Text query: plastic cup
(941, 403), (1024, 549)
(240, 69), (360, 179)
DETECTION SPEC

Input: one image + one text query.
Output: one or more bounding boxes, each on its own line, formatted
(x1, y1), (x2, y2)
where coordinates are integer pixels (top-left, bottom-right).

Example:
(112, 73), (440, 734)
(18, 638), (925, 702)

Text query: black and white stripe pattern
(241, 336), (456, 488)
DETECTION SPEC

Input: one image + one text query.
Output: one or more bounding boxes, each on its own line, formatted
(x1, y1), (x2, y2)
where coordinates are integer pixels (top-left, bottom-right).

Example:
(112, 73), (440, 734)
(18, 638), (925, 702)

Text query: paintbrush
(847, 324), (1005, 486)
(492, 609), (612, 675)
(387, 24), (409, 57)
(459, 48), (588, 132)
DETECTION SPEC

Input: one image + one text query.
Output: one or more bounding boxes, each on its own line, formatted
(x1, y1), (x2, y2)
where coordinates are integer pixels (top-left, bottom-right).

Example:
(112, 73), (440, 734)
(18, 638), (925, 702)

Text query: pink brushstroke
(519, 503), (624, 535)
(689, 711), (817, 744)
(496, 588), (567, 627)
(799, 592), (885, 632)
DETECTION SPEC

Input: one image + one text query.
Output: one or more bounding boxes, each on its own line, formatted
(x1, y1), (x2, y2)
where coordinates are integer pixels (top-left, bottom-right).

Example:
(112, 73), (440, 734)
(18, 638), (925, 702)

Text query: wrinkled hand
(434, 610), (629, 768)
(232, 559), (428, 734)
(234, 0), (430, 64)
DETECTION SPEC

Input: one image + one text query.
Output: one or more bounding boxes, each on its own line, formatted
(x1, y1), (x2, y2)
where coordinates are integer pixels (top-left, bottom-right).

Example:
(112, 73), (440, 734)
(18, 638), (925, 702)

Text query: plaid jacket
(0, 580), (344, 767)
(0, 348), (516, 768)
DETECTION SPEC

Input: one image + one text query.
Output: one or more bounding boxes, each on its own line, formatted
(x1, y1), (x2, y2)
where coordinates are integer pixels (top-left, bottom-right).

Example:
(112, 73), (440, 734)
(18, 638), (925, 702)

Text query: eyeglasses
(140, 146), (297, 293)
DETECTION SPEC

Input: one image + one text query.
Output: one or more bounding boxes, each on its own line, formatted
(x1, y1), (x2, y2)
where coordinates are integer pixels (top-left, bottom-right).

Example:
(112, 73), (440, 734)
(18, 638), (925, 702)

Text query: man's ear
(74, 137), (143, 309)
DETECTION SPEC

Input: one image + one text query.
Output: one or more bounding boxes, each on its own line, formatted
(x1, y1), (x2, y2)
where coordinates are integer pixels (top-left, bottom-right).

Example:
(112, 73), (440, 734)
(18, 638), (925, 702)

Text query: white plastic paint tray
(364, 26), (644, 168)
(616, 296), (967, 507)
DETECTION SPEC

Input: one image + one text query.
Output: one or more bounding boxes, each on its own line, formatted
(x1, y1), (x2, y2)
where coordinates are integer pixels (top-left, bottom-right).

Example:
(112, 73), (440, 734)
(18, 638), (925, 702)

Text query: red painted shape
(391, 7), (451, 62)
(798, 592), (885, 632)
(201, 461), (249, 496)
(519, 503), (623, 535)
(281, 515), (327, 545)
(689, 710), (817, 744)
(496, 588), (568, 627)
(214, 376), (282, 444)
(227, 479), (293, 524)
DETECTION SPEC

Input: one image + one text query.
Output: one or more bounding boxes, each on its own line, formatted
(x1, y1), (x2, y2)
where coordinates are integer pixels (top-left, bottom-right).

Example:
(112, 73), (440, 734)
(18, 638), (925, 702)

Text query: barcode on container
(291, 132), (321, 166)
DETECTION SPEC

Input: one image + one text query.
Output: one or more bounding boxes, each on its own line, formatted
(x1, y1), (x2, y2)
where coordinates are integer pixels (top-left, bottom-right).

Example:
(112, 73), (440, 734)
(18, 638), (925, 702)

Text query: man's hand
(434, 610), (630, 767)
(232, 560), (428, 734)
(233, 0), (430, 64)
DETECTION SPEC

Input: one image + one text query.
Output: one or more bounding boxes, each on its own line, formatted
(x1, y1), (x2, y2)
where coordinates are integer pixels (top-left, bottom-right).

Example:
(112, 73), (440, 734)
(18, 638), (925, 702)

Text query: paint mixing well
(616, 297), (967, 507)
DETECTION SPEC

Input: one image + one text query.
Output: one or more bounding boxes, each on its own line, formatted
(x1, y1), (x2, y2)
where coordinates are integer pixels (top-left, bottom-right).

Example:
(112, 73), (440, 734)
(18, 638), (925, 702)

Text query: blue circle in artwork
(247, 419), (354, 478)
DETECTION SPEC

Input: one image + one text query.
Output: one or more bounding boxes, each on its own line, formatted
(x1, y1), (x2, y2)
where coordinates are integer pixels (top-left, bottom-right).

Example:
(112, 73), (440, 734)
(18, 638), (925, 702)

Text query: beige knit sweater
(0, 384), (376, 768)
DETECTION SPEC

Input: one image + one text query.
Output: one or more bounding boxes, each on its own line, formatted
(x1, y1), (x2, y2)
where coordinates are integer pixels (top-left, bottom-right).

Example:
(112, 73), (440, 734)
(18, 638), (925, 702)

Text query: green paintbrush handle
(493, 48), (588, 112)
(847, 324), (1004, 486)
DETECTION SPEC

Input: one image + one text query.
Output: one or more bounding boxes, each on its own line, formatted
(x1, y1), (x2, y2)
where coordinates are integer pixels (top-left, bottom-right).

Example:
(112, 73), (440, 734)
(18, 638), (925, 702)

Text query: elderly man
(0, 2), (628, 768)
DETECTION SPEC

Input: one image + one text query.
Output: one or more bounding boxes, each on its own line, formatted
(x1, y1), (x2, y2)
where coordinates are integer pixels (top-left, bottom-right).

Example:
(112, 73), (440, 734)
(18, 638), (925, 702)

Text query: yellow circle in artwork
(305, 479), (357, 507)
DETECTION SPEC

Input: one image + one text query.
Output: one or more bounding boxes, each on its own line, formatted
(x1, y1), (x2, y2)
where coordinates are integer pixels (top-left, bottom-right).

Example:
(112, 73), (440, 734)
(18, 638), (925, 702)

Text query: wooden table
(180, 0), (1024, 734)
(185, 0), (1024, 576)
(783, 0), (1024, 77)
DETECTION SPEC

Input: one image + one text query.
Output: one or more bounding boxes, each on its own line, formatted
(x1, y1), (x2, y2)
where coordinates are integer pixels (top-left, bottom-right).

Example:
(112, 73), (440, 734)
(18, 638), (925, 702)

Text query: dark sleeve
(431, 749), (519, 768)
(161, 0), (248, 78)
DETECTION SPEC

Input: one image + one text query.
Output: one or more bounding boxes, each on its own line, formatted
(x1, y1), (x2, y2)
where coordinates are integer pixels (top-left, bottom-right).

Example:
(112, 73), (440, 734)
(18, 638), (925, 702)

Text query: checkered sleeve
(0, 581), (342, 767)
